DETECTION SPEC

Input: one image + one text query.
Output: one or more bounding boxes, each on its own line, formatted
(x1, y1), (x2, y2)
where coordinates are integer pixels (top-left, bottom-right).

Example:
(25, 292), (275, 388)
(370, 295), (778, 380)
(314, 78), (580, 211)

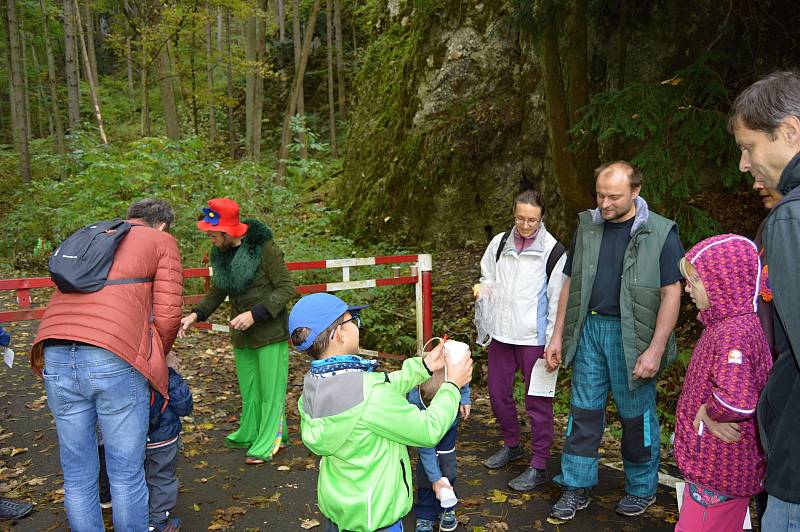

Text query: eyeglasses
(342, 315), (362, 329)
(514, 216), (541, 227)
(329, 314), (362, 340)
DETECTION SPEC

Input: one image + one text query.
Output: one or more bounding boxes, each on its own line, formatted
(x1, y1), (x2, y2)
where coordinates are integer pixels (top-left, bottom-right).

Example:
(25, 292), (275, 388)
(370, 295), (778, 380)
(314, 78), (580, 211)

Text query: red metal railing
(0, 254), (433, 359)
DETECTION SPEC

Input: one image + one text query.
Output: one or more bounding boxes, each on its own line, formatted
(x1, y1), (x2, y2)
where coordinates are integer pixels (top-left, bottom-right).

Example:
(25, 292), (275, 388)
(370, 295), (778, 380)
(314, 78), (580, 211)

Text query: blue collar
(310, 354), (379, 376)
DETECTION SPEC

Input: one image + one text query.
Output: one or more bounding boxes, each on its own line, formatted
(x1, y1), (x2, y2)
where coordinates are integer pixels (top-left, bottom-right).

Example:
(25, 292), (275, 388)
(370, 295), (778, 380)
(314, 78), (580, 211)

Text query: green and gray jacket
(193, 219), (295, 349)
(562, 197), (678, 391)
(299, 357), (460, 532)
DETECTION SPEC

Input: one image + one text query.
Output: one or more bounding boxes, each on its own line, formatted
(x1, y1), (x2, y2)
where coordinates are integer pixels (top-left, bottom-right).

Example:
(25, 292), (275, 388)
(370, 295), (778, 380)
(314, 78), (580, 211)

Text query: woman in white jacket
(479, 190), (566, 492)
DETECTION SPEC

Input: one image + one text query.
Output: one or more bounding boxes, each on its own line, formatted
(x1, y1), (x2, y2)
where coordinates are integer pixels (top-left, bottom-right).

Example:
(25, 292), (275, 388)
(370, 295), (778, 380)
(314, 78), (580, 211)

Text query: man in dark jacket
(729, 70), (800, 530)
(179, 198), (295, 464)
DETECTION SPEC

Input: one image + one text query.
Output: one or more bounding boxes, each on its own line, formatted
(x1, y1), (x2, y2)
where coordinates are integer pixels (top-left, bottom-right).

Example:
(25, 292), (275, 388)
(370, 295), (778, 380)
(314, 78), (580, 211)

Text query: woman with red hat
(179, 198), (295, 464)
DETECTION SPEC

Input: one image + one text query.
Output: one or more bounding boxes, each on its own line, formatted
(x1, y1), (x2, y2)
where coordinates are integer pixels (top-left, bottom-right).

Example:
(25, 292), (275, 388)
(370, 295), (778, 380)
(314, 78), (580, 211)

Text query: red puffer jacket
(31, 219), (183, 396)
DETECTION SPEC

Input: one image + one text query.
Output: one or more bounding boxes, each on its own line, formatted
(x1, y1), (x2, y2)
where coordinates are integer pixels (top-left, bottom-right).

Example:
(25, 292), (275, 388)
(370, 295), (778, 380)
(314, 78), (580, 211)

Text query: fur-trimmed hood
(210, 219), (273, 295)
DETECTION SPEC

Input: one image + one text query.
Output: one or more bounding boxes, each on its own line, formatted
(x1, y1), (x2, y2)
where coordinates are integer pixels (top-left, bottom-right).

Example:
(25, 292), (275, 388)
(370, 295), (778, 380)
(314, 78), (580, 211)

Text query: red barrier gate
(0, 254), (433, 360)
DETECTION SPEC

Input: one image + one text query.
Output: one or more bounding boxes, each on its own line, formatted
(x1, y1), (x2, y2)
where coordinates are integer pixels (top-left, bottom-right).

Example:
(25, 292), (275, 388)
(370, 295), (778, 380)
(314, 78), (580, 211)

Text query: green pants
(225, 341), (289, 460)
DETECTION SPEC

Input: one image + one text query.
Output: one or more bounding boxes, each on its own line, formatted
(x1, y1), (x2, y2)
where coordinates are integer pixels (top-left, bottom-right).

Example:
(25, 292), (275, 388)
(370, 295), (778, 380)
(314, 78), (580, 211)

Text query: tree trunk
(291, 0), (307, 157)
(334, 0), (346, 120)
(5, 0), (31, 182)
(83, 2), (98, 86)
(63, 0), (81, 129)
(565, 0), (598, 192)
(325, 0), (336, 156)
(206, 1), (216, 143)
(276, 0), (285, 42)
(159, 43), (181, 140)
(277, 0), (321, 180)
(73, 0), (107, 144)
(40, 0), (65, 154)
(244, 12), (256, 157)
(537, 0), (591, 212)
(244, 2), (267, 160)
(190, 0), (199, 135)
(29, 36), (49, 139)
(126, 36), (134, 94)
(224, 8), (235, 157)
(19, 30), (32, 139)
(140, 40), (150, 136)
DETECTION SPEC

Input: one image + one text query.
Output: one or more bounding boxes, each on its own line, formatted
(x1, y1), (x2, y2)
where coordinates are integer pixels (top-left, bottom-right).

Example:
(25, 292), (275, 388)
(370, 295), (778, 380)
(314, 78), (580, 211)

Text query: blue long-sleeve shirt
(0, 326), (10, 347)
(407, 383), (470, 482)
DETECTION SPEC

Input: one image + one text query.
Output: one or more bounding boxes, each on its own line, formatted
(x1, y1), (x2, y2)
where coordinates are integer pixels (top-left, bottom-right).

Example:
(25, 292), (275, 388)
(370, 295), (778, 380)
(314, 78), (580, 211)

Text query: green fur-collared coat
(192, 219), (295, 349)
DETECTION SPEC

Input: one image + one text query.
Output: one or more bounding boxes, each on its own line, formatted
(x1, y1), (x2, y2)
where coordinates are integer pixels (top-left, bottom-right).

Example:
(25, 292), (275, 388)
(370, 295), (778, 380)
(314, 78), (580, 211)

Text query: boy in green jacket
(289, 293), (473, 532)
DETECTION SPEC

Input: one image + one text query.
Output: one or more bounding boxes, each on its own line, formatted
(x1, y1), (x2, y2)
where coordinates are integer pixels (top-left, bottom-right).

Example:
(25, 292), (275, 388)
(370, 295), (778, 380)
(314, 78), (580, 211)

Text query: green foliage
(282, 115), (330, 184)
(572, 55), (745, 245)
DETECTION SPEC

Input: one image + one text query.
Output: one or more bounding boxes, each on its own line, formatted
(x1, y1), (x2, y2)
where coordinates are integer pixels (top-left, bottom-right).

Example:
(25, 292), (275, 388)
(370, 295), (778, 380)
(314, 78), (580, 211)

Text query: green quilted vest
(562, 209), (678, 391)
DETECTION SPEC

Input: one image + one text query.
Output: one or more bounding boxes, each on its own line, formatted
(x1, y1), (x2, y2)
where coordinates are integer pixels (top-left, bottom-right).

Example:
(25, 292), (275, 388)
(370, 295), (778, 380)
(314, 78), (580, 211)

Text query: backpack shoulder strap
(495, 229), (513, 263)
(545, 241), (566, 283)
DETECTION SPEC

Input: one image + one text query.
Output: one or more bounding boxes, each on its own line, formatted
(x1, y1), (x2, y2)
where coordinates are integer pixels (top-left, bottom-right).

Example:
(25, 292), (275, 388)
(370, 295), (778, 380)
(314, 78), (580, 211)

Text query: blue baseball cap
(288, 293), (367, 352)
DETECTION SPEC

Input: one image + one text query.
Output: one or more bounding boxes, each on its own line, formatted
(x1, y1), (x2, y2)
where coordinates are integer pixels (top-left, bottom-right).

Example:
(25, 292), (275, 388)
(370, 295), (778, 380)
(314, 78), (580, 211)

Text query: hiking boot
(415, 518), (434, 532)
(0, 497), (33, 520)
(508, 467), (548, 491)
(483, 445), (523, 469)
(439, 509), (457, 531)
(549, 488), (590, 521)
(615, 493), (656, 516)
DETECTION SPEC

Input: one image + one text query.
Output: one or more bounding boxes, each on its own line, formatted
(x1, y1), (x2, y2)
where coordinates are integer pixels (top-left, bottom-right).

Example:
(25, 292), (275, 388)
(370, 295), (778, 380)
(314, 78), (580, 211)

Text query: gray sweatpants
(145, 438), (180, 525)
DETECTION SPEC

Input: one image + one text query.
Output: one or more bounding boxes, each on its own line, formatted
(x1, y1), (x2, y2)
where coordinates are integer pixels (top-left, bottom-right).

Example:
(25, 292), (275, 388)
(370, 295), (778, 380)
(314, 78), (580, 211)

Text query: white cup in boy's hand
(437, 477), (458, 508)
(446, 347), (473, 388)
(444, 340), (469, 364)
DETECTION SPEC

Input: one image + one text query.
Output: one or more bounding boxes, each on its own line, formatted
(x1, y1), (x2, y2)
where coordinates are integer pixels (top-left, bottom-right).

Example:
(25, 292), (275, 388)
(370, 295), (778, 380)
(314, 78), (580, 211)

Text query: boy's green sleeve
(360, 381), (460, 448)
(383, 357), (431, 395)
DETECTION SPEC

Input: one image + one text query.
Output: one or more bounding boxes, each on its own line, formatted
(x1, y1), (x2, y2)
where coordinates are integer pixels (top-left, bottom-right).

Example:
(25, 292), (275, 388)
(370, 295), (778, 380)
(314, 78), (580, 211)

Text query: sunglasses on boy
(328, 314), (363, 340)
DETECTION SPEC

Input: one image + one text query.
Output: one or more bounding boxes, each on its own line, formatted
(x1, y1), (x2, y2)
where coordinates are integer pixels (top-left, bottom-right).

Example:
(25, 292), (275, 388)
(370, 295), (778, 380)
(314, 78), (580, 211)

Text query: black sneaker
(483, 445), (523, 469)
(615, 493), (656, 516)
(0, 497), (33, 520)
(550, 488), (589, 521)
(508, 467), (548, 491)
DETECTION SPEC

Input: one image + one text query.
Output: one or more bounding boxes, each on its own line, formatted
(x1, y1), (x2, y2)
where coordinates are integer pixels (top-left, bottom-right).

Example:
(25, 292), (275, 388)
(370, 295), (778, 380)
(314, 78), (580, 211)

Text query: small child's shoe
(149, 516), (181, 532)
(415, 518), (434, 532)
(439, 509), (457, 531)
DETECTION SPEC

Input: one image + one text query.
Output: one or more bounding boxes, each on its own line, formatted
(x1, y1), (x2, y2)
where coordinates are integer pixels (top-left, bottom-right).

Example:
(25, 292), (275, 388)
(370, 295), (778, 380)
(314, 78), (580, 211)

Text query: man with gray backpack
(30, 198), (184, 531)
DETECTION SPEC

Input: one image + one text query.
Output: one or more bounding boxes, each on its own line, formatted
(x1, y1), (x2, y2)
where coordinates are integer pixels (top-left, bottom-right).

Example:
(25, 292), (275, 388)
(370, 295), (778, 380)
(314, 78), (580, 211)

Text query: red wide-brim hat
(196, 197), (249, 238)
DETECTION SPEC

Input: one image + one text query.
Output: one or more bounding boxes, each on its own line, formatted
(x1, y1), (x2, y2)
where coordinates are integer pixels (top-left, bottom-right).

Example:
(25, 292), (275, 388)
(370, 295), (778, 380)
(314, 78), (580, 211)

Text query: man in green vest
(543, 161), (684, 521)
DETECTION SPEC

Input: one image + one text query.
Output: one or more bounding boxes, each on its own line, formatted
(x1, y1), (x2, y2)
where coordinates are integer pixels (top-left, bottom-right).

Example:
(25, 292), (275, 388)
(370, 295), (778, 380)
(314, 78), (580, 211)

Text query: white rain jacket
(479, 225), (566, 347)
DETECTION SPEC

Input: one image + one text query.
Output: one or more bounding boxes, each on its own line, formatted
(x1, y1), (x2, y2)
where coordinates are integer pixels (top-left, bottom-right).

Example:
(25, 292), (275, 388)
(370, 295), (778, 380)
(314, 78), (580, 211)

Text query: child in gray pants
(147, 366), (193, 532)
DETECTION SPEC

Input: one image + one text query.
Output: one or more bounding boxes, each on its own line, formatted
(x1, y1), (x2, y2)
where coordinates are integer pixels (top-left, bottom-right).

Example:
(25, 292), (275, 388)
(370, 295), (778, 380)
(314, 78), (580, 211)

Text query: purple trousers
(487, 340), (553, 470)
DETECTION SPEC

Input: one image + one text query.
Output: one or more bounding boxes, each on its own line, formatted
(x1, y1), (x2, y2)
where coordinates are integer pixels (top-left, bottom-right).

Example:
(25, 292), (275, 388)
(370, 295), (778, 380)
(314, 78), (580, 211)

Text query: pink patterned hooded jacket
(674, 234), (772, 497)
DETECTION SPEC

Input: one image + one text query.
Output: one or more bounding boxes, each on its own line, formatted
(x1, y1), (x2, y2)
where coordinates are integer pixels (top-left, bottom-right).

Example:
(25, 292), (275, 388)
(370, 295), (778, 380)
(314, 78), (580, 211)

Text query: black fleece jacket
(759, 152), (800, 502)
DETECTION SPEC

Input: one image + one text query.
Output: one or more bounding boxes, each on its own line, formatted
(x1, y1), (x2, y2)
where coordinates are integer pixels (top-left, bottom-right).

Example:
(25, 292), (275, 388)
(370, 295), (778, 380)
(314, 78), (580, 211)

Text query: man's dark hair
(513, 190), (546, 217)
(728, 71), (800, 139)
(594, 160), (643, 189)
(290, 314), (346, 359)
(127, 198), (175, 230)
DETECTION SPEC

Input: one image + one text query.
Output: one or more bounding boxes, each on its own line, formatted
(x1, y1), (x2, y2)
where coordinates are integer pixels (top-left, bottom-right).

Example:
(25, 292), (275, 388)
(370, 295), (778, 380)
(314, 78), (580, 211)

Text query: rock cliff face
(337, 0), (797, 248)
(339, 1), (560, 247)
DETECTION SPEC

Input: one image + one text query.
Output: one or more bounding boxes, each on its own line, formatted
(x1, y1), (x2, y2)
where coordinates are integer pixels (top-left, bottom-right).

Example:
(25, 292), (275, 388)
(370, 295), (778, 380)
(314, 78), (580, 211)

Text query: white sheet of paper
(675, 481), (751, 529)
(527, 358), (558, 397)
(3, 347), (14, 369)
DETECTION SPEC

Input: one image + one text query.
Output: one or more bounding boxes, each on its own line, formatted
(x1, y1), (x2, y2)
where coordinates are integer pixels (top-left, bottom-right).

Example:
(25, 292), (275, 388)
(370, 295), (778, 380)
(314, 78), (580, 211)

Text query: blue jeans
(44, 344), (149, 532)
(762, 494), (800, 531)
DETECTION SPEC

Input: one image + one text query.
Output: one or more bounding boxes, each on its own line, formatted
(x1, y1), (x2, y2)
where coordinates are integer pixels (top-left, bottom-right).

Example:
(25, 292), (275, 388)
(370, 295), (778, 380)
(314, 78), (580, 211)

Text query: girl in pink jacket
(674, 234), (772, 531)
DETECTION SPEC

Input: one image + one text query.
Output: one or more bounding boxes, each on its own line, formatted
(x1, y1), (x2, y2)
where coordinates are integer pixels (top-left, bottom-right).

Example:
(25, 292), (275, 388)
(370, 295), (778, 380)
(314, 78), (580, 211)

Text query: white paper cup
(439, 486), (457, 508)
(444, 340), (469, 365)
